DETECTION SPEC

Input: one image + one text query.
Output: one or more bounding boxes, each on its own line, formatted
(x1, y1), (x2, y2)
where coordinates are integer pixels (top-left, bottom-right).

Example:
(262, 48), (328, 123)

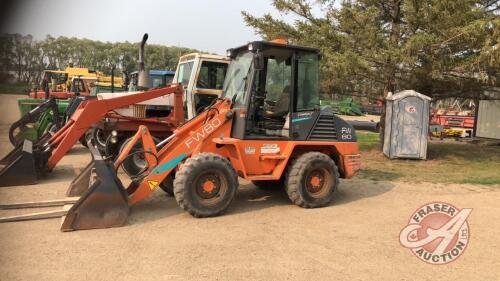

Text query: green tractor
(9, 98), (68, 147)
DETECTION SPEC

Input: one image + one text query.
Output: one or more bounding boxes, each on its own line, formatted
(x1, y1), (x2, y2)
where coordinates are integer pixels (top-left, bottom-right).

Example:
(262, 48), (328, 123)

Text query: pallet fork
(0, 140), (127, 230)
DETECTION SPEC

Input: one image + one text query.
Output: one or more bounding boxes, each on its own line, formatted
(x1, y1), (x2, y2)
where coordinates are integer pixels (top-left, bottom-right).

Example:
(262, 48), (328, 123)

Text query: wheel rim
(95, 129), (107, 147)
(304, 167), (332, 199)
(194, 169), (228, 206)
(132, 151), (147, 170)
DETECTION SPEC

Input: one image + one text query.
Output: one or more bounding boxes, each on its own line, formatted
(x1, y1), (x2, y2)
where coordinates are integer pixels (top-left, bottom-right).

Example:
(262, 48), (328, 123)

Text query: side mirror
(253, 52), (264, 70)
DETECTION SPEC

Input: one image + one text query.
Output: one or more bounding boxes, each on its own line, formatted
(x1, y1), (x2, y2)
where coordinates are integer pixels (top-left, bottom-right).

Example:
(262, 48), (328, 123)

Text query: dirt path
(0, 94), (23, 125)
(0, 95), (499, 280)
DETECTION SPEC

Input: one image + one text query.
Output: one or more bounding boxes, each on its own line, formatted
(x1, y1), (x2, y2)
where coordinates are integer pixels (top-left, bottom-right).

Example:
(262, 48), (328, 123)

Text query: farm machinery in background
(10, 68), (177, 149)
(29, 67), (125, 99)
(323, 97), (381, 133)
(127, 70), (175, 91)
(0, 34), (230, 186)
(10, 66), (126, 147)
(430, 99), (476, 138)
(9, 33), (186, 151)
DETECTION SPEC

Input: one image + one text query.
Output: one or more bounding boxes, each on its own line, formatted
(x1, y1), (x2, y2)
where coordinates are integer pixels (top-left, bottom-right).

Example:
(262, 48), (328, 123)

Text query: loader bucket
(66, 161), (94, 197)
(61, 145), (129, 231)
(0, 140), (37, 187)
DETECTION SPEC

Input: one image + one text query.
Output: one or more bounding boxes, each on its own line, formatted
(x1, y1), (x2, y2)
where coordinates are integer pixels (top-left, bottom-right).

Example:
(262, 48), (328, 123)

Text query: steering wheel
(198, 79), (209, 88)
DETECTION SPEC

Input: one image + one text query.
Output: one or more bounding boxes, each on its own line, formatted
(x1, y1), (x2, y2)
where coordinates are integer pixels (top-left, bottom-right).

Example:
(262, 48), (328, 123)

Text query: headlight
(248, 43), (253, 51)
(111, 130), (118, 137)
(226, 49), (233, 57)
(110, 136), (118, 144)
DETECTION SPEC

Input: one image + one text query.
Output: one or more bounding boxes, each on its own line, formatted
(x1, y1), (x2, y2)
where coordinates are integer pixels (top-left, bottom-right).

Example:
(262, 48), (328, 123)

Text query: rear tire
(285, 152), (339, 208)
(92, 128), (107, 153)
(79, 136), (88, 147)
(119, 138), (148, 177)
(81, 129), (93, 147)
(174, 153), (238, 217)
(159, 173), (175, 196)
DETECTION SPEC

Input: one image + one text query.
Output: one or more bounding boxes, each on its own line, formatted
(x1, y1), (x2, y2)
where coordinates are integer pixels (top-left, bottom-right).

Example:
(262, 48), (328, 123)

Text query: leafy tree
(0, 34), (200, 86)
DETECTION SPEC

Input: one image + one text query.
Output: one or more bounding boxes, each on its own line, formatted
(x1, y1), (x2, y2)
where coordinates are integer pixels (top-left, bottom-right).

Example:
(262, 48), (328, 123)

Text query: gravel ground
(0, 94), (499, 280)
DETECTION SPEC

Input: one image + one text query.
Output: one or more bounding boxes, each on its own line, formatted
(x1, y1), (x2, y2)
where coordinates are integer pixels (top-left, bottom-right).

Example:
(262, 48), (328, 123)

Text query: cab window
(176, 62), (194, 85)
(71, 79), (85, 93)
(151, 76), (164, 88)
(244, 50), (293, 139)
(196, 61), (227, 89)
(296, 52), (320, 111)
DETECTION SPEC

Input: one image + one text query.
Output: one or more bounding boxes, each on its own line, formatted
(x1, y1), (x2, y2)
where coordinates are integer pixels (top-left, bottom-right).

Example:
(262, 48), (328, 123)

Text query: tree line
(242, 0), (500, 101)
(0, 34), (199, 86)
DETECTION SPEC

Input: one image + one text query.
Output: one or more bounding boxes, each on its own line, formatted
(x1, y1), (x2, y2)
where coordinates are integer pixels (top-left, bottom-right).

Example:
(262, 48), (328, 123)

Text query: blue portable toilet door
(395, 96), (424, 157)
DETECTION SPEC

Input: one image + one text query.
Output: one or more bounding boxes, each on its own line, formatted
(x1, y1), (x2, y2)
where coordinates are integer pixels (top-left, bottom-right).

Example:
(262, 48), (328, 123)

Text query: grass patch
(357, 131), (500, 185)
(0, 82), (29, 95)
(357, 131), (380, 151)
(459, 176), (500, 185)
(358, 168), (403, 181)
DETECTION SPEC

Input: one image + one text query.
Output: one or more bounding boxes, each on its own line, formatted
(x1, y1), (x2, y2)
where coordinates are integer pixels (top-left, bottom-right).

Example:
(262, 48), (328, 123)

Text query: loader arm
(122, 99), (233, 204)
(43, 84), (184, 170)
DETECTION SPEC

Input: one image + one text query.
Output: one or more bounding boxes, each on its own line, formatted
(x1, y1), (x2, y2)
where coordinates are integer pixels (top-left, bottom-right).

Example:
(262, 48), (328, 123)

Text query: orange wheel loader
(61, 41), (361, 231)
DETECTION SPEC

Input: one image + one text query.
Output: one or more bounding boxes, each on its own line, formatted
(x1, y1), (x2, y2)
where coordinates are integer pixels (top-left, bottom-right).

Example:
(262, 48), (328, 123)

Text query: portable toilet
(383, 90), (431, 159)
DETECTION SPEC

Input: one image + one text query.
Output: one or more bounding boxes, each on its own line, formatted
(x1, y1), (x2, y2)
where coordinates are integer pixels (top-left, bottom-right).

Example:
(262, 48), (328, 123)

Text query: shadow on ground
(334, 179), (394, 206)
(128, 179), (395, 225)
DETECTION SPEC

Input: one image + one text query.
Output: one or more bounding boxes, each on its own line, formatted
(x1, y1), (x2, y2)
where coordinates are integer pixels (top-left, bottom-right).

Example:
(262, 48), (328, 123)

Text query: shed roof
(386, 90), (431, 101)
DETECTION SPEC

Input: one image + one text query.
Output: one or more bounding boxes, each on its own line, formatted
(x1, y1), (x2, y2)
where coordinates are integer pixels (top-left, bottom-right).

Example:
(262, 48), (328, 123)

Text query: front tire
(174, 153), (238, 217)
(285, 152), (339, 208)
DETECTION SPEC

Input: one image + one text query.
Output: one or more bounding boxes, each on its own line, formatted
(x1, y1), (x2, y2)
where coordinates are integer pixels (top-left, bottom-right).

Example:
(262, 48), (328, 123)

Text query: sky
(0, 0), (323, 55)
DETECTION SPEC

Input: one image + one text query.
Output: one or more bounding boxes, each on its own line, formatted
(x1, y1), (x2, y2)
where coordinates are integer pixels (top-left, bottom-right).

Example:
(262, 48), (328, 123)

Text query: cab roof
(149, 70), (175, 76)
(130, 70), (175, 76)
(227, 41), (320, 57)
(179, 53), (229, 62)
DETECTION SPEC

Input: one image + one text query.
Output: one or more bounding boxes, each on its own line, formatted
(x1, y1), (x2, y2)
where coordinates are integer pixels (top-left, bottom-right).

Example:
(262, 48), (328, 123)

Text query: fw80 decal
(184, 118), (222, 149)
(340, 127), (353, 140)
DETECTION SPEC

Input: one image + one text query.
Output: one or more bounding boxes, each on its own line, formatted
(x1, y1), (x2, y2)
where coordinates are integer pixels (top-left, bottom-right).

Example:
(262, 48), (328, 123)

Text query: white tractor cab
(173, 53), (229, 119)
(97, 53), (229, 120)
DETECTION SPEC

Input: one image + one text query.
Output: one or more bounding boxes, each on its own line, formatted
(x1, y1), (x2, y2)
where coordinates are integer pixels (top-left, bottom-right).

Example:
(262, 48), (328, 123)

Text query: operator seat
(262, 85), (290, 136)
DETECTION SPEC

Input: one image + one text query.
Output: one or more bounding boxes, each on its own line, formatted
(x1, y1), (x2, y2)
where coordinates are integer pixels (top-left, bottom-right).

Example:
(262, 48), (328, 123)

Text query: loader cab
(224, 41), (323, 141)
(43, 70), (68, 92)
(173, 53), (229, 119)
(150, 70), (175, 88)
(70, 76), (94, 95)
(127, 70), (175, 91)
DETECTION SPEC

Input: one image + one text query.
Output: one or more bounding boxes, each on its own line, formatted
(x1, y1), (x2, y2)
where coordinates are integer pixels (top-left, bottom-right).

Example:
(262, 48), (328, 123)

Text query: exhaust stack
(137, 33), (149, 90)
